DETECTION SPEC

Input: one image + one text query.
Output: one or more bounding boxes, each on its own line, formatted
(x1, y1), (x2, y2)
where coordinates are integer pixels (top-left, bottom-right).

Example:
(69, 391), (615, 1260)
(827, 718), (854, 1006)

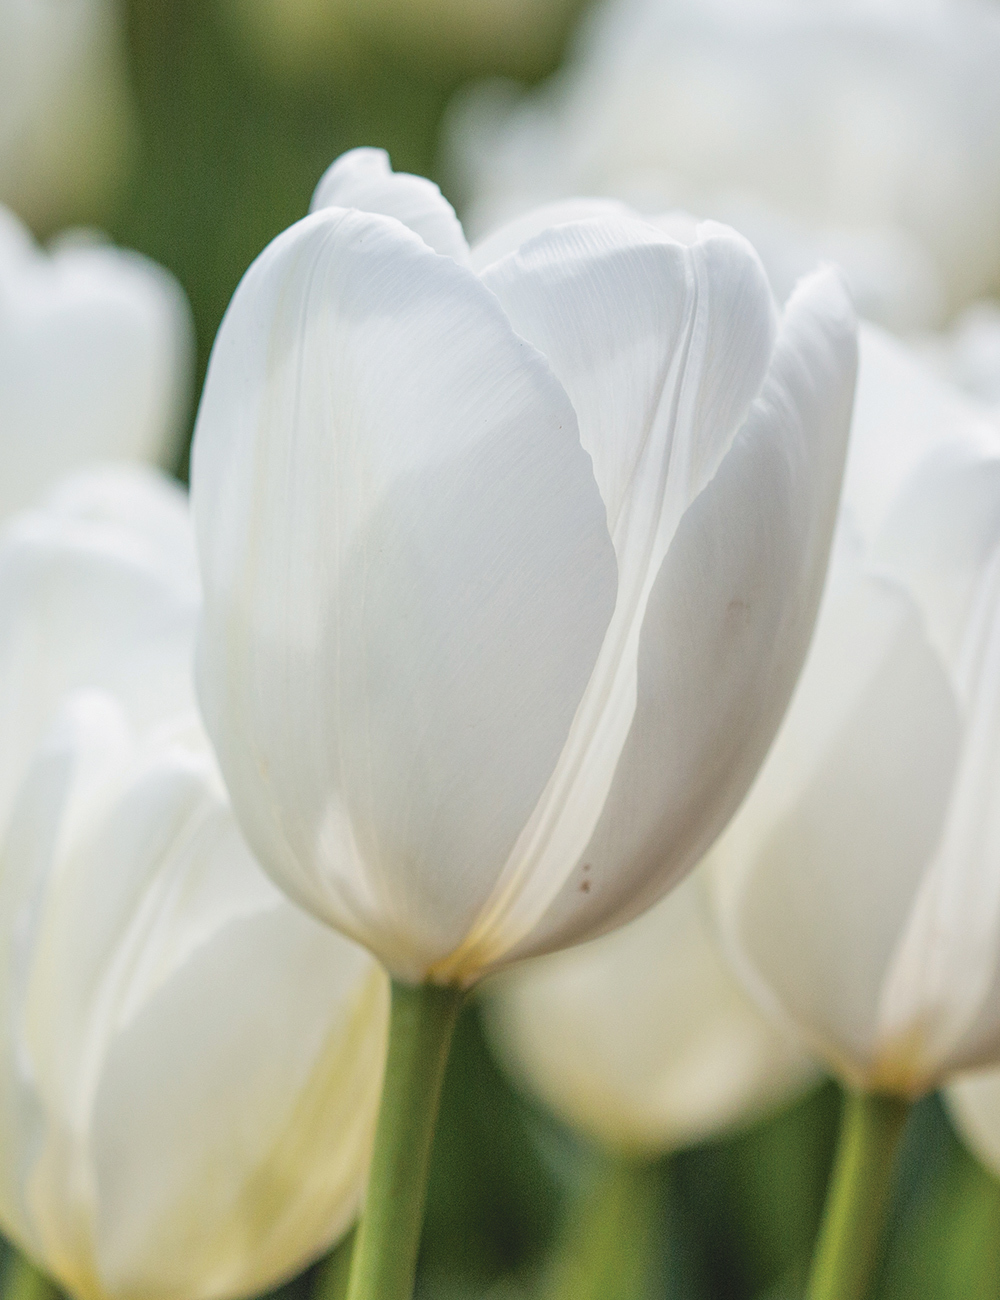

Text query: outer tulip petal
(3, 695), (387, 1300)
(432, 219), (781, 979)
(88, 904), (385, 1300)
(192, 208), (617, 981)
(486, 867), (817, 1156)
(711, 534), (961, 1091)
(495, 266), (856, 966)
(0, 224), (193, 515)
(874, 539), (1000, 1084)
(0, 467), (198, 835)
(845, 325), (1000, 553)
(0, 692), (132, 1261)
(310, 148), (470, 265)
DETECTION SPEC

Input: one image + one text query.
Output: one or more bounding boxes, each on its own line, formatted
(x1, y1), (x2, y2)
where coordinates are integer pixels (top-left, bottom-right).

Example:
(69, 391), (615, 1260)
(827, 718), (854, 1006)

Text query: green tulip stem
(806, 1090), (911, 1300)
(311, 1229), (354, 1300)
(344, 979), (464, 1300)
(2, 1252), (58, 1300)
(542, 1150), (663, 1300)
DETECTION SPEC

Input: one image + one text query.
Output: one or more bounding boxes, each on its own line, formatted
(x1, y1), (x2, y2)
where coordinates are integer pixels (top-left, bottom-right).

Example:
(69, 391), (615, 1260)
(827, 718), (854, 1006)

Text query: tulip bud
(0, 466), (388, 1300)
(0, 209), (193, 519)
(191, 148), (857, 987)
(485, 866), (817, 1155)
(711, 326), (1000, 1098)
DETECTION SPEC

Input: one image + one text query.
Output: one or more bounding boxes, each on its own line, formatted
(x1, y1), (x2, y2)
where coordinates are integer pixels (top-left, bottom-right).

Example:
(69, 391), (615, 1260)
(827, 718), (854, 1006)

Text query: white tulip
(0, 0), (133, 229)
(711, 325), (1000, 1098)
(191, 147), (857, 987)
(0, 466), (388, 1300)
(448, 0), (1000, 330)
(917, 302), (1000, 416)
(0, 208), (193, 521)
(485, 865), (817, 1155)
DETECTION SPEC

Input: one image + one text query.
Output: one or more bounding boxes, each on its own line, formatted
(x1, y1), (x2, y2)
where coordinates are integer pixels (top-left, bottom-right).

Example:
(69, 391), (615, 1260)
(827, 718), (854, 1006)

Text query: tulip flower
(190, 147), (856, 1300)
(919, 302), (1000, 415)
(0, 0), (133, 229)
(0, 208), (192, 520)
(487, 865), (816, 1156)
(448, 0), (1000, 330)
(0, 465), (388, 1300)
(706, 327), (1000, 1299)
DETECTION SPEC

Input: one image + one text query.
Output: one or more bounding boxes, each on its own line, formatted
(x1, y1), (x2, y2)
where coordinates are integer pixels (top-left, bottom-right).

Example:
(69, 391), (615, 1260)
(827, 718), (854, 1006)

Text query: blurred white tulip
(0, 208), (193, 521)
(485, 866), (817, 1155)
(217, 0), (580, 76)
(0, 0), (134, 229)
(191, 148), (856, 987)
(918, 302), (1000, 415)
(448, 0), (1000, 330)
(0, 465), (388, 1300)
(711, 326), (1000, 1098)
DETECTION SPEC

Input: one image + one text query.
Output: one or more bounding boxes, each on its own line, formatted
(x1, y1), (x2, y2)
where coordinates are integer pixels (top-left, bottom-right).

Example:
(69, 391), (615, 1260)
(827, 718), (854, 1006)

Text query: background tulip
(710, 326), (1000, 1099)
(0, 0), (133, 230)
(485, 864), (817, 1155)
(0, 208), (193, 521)
(191, 149), (857, 988)
(447, 0), (1000, 331)
(920, 303), (1000, 416)
(0, 465), (388, 1300)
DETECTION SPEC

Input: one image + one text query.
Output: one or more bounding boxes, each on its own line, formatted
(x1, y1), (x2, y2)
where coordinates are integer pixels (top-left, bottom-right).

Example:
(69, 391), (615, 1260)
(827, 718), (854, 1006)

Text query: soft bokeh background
(8, 2), (1000, 1297)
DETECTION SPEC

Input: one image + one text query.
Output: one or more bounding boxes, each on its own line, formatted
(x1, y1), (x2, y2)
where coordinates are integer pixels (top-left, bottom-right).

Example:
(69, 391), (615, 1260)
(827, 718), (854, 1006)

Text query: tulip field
(3, 2), (1000, 1300)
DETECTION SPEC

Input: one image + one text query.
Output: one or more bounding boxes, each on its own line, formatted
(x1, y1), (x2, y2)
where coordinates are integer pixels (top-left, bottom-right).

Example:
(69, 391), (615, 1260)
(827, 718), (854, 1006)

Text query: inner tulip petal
(430, 218), (778, 979)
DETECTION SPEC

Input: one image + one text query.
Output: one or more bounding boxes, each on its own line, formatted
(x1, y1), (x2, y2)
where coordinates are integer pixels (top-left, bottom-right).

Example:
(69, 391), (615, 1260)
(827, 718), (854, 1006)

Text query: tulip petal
(845, 325), (1000, 554)
(487, 868), (816, 1155)
(3, 693), (385, 1300)
(310, 147), (470, 265)
(446, 254), (845, 980)
(89, 904), (385, 1300)
(0, 692), (132, 1264)
(0, 234), (192, 516)
(79, 771), (385, 1300)
(0, 468), (198, 838)
(709, 536), (961, 1092)
(874, 526), (1000, 1084)
(192, 208), (617, 980)
(469, 197), (637, 273)
(507, 268), (857, 966)
(429, 219), (782, 978)
(481, 216), (777, 541)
